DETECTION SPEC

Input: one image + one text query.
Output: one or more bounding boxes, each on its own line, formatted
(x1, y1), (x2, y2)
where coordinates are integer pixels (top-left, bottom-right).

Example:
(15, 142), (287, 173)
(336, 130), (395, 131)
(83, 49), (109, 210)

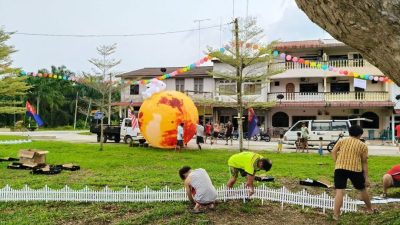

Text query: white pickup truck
(90, 117), (145, 144)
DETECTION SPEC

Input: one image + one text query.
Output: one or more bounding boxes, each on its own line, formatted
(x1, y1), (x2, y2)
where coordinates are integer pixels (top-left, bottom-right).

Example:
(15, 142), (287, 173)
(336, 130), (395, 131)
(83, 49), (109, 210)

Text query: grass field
(0, 140), (400, 224)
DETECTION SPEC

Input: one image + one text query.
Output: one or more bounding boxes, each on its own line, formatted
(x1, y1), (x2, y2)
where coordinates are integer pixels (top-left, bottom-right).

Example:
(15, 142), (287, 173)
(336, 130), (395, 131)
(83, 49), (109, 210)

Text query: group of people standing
(195, 120), (234, 150)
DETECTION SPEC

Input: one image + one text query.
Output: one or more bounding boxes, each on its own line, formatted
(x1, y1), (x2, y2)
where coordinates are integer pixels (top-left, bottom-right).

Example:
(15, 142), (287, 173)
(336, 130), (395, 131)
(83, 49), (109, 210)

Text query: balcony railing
(269, 59), (371, 71)
(184, 90), (213, 100)
(267, 91), (389, 102)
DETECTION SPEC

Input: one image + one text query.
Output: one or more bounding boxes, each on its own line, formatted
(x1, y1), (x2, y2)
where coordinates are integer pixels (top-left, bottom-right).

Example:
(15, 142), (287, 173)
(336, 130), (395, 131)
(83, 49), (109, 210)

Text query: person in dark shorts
(175, 123), (184, 151)
(227, 152), (272, 196)
(332, 125), (375, 220)
(225, 121), (234, 146)
(382, 165), (400, 197)
(196, 121), (205, 150)
(211, 122), (219, 145)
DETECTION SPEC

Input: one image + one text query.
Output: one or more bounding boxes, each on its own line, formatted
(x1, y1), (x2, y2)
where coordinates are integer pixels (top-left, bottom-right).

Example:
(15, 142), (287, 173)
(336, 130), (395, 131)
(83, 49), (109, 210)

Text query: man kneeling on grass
(332, 125), (376, 220)
(382, 164), (400, 197)
(179, 166), (217, 213)
(227, 152), (272, 196)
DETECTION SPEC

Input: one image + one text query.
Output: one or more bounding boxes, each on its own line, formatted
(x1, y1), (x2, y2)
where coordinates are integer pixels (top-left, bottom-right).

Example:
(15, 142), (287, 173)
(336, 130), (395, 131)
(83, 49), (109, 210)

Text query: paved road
(1, 130), (399, 156)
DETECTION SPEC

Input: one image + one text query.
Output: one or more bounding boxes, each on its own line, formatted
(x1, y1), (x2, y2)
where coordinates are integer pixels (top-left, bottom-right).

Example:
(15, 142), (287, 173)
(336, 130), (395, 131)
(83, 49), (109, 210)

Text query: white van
(283, 119), (352, 147)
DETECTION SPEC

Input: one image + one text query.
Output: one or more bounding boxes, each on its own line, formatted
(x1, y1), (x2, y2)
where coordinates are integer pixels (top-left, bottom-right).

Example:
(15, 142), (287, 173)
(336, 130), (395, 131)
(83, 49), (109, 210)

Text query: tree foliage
(0, 29), (30, 115)
(207, 18), (281, 150)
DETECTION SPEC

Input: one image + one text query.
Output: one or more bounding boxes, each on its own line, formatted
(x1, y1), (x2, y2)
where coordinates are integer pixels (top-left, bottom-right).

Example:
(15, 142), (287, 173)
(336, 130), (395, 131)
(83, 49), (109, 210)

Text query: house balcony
(269, 59), (383, 77)
(267, 91), (394, 108)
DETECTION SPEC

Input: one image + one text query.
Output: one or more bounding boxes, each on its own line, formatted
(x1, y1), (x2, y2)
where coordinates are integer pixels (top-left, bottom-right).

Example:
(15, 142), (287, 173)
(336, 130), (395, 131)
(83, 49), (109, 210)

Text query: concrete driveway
(1, 130), (399, 156)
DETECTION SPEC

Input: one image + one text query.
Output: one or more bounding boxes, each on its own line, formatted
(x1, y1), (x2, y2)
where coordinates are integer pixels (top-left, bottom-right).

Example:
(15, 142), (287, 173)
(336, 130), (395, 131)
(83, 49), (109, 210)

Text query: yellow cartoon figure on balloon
(138, 79), (198, 149)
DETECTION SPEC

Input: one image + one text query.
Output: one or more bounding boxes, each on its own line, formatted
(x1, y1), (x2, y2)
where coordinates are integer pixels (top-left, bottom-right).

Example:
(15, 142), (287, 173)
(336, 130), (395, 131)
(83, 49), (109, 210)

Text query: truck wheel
(97, 135), (101, 142)
(115, 137), (121, 143)
(124, 136), (133, 144)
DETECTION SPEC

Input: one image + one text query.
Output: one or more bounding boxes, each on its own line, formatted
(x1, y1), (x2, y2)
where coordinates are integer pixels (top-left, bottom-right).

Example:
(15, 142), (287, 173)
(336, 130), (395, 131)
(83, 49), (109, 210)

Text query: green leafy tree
(0, 29), (29, 117)
(26, 66), (76, 127)
(208, 18), (280, 151)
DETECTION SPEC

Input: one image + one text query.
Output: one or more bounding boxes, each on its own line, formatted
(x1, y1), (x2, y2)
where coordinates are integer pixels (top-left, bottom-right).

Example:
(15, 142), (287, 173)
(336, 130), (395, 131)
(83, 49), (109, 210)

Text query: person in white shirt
(179, 166), (217, 213)
(196, 121), (205, 150)
(175, 123), (184, 151)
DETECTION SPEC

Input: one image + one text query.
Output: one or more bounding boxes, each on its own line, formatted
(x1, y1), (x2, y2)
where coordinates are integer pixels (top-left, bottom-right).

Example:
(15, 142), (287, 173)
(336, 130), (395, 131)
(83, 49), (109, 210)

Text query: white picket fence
(0, 184), (358, 213)
(0, 139), (31, 145)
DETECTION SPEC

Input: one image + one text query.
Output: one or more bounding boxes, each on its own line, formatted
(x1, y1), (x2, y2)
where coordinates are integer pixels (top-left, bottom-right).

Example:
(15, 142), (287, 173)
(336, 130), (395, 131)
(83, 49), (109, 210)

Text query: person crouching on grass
(332, 125), (376, 220)
(227, 152), (272, 196)
(179, 166), (217, 213)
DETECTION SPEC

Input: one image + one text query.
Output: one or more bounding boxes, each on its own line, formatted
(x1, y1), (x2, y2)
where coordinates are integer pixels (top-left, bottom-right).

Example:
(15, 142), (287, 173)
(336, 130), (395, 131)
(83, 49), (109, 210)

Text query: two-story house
(265, 39), (394, 139)
(116, 39), (396, 139)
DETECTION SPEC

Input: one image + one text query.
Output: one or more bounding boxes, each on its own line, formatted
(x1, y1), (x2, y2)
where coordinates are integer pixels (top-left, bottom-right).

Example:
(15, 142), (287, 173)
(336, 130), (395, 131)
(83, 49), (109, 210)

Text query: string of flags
(272, 50), (392, 83)
(18, 47), (391, 85)
(17, 47), (226, 85)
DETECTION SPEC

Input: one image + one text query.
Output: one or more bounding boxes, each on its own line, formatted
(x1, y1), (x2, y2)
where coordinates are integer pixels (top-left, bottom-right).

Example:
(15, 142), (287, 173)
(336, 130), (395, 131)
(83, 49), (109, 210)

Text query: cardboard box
(19, 149), (48, 165)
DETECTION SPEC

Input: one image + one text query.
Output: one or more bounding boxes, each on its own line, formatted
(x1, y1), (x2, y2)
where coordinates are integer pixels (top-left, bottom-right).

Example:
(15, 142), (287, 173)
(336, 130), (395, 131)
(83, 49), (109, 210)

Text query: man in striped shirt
(332, 125), (375, 220)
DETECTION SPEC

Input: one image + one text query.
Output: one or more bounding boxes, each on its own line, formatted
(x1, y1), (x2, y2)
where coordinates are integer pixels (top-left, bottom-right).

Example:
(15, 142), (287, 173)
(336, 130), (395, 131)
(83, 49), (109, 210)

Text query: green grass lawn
(0, 140), (400, 224)
(0, 135), (27, 141)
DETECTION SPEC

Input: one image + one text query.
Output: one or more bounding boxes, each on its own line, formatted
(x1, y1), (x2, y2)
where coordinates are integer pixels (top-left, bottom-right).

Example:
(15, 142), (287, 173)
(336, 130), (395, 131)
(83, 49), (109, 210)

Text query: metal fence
(0, 184), (358, 213)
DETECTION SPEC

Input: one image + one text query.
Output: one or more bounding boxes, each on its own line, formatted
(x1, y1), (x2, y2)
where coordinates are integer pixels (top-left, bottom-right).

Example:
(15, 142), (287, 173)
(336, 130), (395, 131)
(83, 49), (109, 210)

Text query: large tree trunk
(295, 0), (400, 86)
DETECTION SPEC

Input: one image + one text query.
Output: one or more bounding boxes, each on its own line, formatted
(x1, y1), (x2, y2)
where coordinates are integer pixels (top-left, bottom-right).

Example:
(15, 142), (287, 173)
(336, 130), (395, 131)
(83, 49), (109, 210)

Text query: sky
(0, 0), (332, 74)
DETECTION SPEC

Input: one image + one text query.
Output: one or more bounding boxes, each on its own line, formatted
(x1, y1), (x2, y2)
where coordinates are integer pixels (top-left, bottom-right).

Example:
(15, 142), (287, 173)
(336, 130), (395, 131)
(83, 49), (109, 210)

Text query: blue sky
(0, 0), (331, 73)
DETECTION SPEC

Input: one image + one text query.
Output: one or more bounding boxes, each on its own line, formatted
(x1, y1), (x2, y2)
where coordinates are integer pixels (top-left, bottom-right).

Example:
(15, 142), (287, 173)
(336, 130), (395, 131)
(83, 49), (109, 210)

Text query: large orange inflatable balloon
(138, 91), (198, 149)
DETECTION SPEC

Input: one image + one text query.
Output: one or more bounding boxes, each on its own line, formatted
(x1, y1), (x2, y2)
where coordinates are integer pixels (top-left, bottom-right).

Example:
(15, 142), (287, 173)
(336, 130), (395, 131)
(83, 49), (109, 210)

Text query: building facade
(117, 39), (396, 139)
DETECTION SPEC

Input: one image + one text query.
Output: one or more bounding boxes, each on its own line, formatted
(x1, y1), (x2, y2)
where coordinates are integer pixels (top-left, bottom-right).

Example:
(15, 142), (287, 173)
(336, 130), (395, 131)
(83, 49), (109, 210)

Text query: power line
(10, 24), (231, 38)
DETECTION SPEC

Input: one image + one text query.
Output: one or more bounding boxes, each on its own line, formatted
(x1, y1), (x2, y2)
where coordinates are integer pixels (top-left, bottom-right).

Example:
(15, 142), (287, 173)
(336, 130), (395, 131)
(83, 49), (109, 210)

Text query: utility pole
(194, 18), (210, 58)
(108, 73), (112, 125)
(234, 18), (244, 151)
(73, 91), (79, 130)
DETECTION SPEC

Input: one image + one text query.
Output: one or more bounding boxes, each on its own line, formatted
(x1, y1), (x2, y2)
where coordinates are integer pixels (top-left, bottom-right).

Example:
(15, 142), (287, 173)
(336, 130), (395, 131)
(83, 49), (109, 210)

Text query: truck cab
(121, 118), (145, 144)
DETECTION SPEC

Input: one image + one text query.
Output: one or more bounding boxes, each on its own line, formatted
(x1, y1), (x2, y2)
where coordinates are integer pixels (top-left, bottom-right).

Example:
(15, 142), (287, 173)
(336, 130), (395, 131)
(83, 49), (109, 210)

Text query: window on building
(300, 83), (318, 93)
(130, 84), (139, 95)
(175, 79), (185, 92)
(330, 83), (350, 92)
(272, 112), (289, 127)
(194, 78), (204, 93)
(219, 116), (230, 124)
(360, 112), (379, 129)
(217, 80), (236, 95)
(274, 81), (280, 86)
(244, 81), (261, 95)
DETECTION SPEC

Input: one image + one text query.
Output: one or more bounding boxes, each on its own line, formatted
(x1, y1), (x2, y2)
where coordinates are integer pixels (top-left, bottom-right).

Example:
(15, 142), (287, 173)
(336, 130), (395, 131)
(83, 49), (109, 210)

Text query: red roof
(111, 102), (142, 107)
(117, 66), (212, 79)
(275, 39), (346, 50)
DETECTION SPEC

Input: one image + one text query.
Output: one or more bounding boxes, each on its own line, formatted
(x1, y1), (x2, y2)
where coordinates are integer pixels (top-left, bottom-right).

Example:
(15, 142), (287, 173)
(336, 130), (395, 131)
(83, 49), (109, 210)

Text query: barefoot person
(332, 125), (375, 220)
(382, 165), (400, 197)
(179, 166), (217, 213)
(227, 152), (272, 196)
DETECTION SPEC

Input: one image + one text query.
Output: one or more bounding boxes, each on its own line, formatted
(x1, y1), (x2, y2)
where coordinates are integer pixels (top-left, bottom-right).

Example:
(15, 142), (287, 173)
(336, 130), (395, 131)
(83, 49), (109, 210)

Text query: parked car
(283, 118), (371, 148)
